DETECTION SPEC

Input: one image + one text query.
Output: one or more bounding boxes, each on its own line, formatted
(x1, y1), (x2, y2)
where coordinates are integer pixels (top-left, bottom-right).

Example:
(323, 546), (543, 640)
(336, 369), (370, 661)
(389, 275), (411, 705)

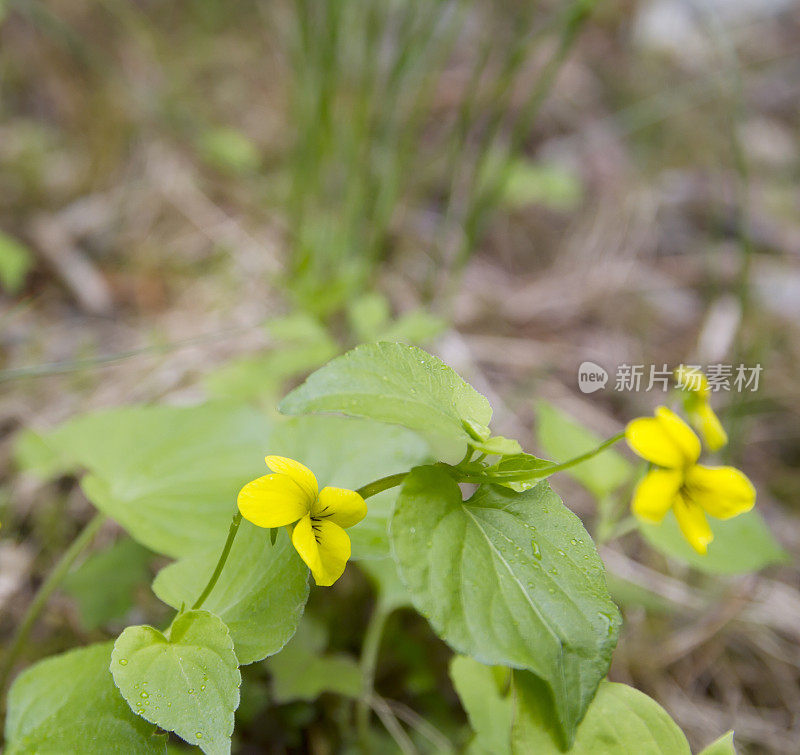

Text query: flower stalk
(192, 512), (242, 610)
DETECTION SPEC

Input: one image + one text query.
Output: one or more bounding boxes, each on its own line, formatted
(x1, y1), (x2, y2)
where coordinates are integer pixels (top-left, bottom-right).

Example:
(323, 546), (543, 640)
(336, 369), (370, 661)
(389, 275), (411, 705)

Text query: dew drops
(140, 692), (149, 699)
(549, 567), (559, 575)
(196, 732), (204, 739)
(530, 539), (541, 559)
(200, 685), (206, 691)
(188, 688), (195, 694)
(118, 659), (128, 666)
(557, 549), (566, 557)
(570, 538), (578, 546)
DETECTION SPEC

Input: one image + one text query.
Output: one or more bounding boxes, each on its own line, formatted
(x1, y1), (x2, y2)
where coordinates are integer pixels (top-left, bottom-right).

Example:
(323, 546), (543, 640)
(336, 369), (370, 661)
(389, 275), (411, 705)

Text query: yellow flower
(237, 456), (367, 586)
(675, 365), (727, 451)
(625, 407), (755, 554)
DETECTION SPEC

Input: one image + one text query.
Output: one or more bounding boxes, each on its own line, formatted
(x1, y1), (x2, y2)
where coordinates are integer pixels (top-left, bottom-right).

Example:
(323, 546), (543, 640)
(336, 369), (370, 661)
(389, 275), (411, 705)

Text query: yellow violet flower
(237, 456), (367, 586)
(674, 365), (727, 451)
(625, 406), (755, 554)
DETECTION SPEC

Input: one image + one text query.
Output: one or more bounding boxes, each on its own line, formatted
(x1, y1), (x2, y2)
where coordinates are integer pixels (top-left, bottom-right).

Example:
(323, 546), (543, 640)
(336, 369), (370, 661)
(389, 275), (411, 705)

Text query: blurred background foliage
(1, 0), (799, 752)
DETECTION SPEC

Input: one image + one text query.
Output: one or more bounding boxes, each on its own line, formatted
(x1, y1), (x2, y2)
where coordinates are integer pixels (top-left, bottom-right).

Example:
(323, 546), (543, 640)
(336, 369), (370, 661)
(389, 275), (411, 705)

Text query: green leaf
(698, 731), (736, 755)
(17, 402), (274, 558)
(0, 230), (33, 294)
(111, 610), (241, 755)
(482, 453), (556, 490)
(449, 656), (513, 755)
(64, 538), (152, 630)
(5, 642), (165, 754)
(470, 435), (523, 457)
(20, 405), (425, 564)
(536, 402), (632, 500)
(279, 342), (492, 460)
(391, 466), (620, 743)
(640, 509), (787, 574)
(152, 525), (309, 665)
(512, 675), (690, 754)
(13, 427), (77, 479)
(265, 619), (361, 703)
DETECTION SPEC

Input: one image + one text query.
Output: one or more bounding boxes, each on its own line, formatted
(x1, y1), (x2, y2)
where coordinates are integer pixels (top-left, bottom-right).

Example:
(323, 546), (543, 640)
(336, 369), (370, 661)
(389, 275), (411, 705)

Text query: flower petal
(685, 465), (755, 520)
(654, 406), (701, 464)
(626, 417), (680, 467)
(291, 514), (319, 574)
(631, 469), (683, 523)
(625, 406), (700, 468)
(689, 402), (728, 452)
(673, 493), (713, 554)
(313, 487), (367, 528)
(292, 515), (351, 587)
(265, 456), (318, 500)
(237, 474), (311, 528)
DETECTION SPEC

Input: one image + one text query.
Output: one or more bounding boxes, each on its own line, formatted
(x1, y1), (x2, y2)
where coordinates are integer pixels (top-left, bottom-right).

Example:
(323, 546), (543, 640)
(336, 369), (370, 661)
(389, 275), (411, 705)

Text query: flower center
(310, 518), (322, 543)
(309, 508), (333, 544)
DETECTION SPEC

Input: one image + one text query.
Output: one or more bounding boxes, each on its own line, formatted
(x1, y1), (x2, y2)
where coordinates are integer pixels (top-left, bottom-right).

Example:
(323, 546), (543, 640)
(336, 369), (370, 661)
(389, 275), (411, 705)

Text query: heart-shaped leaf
(5, 642), (165, 754)
(279, 342), (492, 459)
(391, 466), (620, 744)
(111, 610), (241, 755)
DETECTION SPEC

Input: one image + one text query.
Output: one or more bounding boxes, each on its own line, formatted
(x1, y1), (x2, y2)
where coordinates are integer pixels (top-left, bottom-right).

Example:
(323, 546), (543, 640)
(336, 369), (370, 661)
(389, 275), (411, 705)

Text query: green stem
(356, 473), (408, 501)
(0, 512), (106, 696)
(192, 512), (242, 610)
(454, 432), (626, 484)
(543, 431), (626, 475)
(357, 601), (391, 748)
